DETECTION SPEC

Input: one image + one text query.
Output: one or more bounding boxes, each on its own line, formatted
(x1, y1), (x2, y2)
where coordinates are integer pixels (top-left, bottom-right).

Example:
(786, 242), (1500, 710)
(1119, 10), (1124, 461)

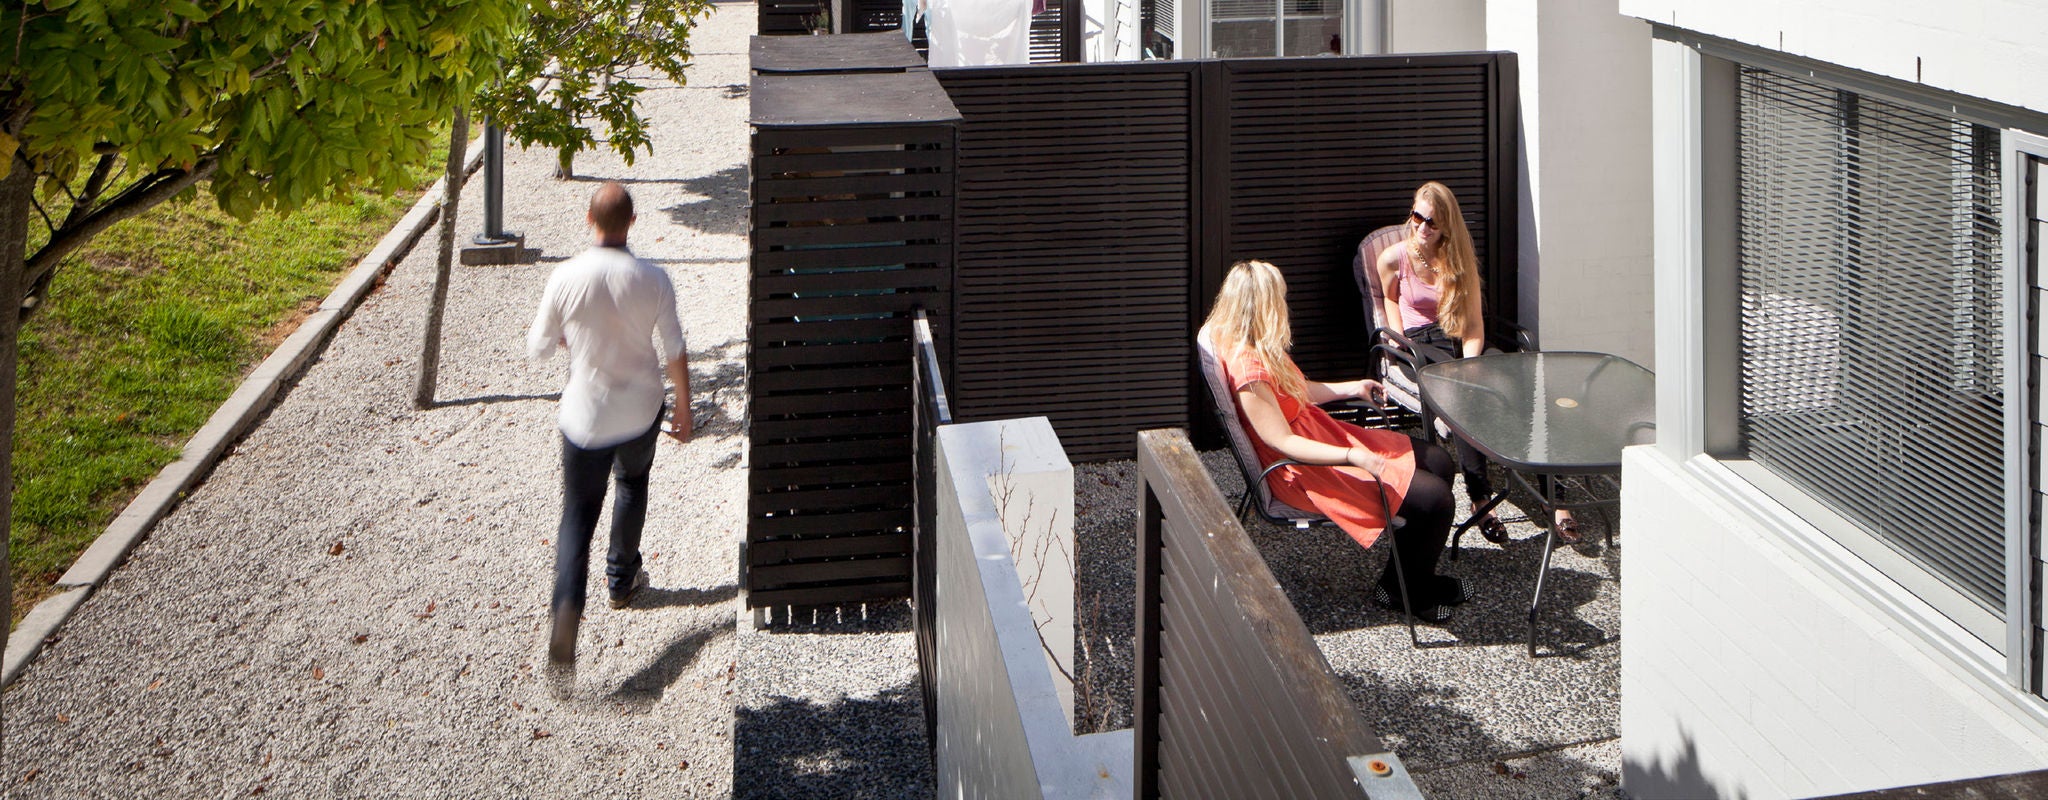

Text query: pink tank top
(1395, 246), (1440, 332)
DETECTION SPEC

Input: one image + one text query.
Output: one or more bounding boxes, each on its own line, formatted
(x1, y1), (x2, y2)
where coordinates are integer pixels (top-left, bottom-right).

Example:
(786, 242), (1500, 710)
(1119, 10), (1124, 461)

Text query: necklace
(1409, 241), (1440, 283)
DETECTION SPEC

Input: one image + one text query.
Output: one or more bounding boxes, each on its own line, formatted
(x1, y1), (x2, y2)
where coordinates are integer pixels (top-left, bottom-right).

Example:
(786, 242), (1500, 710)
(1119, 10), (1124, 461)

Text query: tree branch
(61, 153), (118, 230)
(19, 156), (218, 322)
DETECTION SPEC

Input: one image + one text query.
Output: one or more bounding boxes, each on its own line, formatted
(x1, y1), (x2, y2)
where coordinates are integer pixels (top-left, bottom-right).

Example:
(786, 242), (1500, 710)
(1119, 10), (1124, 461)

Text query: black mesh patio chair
(1351, 224), (1534, 439)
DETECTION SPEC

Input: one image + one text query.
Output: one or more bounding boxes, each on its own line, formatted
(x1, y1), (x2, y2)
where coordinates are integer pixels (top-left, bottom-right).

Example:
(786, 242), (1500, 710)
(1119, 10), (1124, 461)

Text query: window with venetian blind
(1735, 66), (2006, 622)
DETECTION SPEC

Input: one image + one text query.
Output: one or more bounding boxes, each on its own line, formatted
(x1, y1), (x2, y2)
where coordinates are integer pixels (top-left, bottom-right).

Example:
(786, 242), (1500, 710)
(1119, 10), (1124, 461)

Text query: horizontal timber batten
(745, 66), (958, 607)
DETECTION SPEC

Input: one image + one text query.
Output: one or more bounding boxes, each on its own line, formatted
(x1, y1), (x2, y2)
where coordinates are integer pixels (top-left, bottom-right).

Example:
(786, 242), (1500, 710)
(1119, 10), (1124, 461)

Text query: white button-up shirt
(526, 246), (686, 449)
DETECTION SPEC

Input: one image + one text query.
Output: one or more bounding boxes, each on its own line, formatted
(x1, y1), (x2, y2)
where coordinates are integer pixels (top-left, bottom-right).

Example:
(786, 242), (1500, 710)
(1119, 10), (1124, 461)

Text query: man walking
(527, 181), (691, 663)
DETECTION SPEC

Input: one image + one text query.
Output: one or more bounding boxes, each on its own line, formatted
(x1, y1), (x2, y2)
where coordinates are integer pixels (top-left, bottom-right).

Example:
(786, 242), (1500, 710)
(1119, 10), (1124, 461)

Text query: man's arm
(665, 354), (692, 442)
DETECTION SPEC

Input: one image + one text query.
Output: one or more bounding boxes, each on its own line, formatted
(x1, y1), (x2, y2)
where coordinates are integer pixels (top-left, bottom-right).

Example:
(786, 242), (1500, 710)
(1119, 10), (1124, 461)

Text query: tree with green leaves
(415, 0), (714, 406)
(473, 0), (716, 180)
(0, 0), (525, 707)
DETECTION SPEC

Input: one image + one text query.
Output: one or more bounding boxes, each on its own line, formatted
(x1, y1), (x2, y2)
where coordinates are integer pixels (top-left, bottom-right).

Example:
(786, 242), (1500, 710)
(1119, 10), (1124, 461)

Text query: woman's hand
(1355, 379), (1387, 406)
(1343, 443), (1388, 476)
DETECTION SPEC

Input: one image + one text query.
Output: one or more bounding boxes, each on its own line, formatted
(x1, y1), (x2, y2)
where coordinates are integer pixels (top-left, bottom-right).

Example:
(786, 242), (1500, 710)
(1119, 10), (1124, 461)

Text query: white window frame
(1652, 33), (2047, 712)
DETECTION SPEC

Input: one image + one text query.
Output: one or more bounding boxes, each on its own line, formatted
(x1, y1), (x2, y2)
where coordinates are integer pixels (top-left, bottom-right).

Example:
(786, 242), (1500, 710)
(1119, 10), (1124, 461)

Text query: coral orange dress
(1223, 348), (1416, 548)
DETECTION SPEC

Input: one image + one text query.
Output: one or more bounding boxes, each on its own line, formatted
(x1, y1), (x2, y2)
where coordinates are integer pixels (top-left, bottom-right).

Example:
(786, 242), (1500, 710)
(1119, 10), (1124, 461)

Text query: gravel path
(1, 5), (764, 797)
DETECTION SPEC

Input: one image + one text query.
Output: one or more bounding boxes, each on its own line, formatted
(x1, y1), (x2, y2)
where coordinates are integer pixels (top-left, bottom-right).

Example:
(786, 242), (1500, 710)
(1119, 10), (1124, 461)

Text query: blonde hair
(1412, 181), (1481, 339)
(1201, 259), (1306, 400)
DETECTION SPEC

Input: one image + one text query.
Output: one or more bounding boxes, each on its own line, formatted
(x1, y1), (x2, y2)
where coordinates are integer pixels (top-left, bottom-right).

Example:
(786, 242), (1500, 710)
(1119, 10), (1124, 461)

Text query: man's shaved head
(588, 181), (635, 243)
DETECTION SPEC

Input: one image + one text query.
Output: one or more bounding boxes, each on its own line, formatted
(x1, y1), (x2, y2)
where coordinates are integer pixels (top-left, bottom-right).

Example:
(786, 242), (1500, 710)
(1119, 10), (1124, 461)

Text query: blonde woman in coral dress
(1202, 259), (1465, 622)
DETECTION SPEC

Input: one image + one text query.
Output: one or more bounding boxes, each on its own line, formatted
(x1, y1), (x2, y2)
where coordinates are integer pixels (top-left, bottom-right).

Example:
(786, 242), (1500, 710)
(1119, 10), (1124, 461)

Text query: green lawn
(12, 166), (438, 625)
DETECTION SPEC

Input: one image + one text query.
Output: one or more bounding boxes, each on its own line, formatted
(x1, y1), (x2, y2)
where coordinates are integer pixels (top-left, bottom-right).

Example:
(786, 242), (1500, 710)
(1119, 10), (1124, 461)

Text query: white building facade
(1617, 1), (2048, 796)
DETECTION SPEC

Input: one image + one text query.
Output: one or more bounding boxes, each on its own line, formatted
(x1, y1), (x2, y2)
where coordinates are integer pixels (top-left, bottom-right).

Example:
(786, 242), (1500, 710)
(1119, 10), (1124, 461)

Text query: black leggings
(1381, 436), (1457, 602)
(1405, 323), (1499, 506)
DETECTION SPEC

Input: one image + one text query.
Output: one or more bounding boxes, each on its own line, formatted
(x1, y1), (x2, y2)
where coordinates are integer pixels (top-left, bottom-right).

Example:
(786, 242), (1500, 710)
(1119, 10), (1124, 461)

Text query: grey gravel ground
(1074, 448), (1628, 800)
(1, 5), (762, 797)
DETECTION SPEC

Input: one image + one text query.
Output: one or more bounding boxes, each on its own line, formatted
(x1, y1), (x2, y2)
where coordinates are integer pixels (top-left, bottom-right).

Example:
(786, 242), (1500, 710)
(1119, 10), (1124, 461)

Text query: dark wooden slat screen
(1134, 428), (1415, 798)
(845, 0), (904, 32)
(937, 54), (1519, 461)
(937, 62), (1200, 462)
(760, 0), (827, 36)
(746, 70), (959, 609)
(1218, 55), (1519, 381)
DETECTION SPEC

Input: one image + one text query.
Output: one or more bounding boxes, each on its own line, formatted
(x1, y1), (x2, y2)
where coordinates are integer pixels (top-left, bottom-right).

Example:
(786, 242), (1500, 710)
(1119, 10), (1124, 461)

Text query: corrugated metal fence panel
(1134, 429), (1396, 798)
(937, 63), (1200, 462)
(1218, 55), (1517, 381)
(746, 114), (957, 608)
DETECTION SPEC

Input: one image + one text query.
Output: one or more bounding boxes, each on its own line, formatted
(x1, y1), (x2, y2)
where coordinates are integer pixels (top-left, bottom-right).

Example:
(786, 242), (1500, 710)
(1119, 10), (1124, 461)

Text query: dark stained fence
(1133, 428), (1419, 798)
(845, 0), (904, 32)
(938, 54), (1520, 461)
(910, 308), (951, 752)
(745, 70), (959, 609)
(760, 0), (826, 35)
(1217, 55), (1519, 381)
(936, 62), (1200, 462)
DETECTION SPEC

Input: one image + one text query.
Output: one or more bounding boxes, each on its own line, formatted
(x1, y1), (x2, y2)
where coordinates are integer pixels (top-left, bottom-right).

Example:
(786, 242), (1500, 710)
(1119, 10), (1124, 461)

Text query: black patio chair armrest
(1483, 313), (1535, 353)
(1255, 459), (1405, 532)
(1375, 325), (1421, 354)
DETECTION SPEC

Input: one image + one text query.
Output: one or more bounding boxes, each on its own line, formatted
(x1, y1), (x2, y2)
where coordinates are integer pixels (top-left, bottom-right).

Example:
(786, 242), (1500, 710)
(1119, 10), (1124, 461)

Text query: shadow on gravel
(662, 165), (749, 236)
(639, 583), (740, 609)
(1337, 669), (1622, 792)
(610, 624), (734, 713)
(430, 391), (561, 409)
(754, 599), (912, 634)
(732, 680), (933, 800)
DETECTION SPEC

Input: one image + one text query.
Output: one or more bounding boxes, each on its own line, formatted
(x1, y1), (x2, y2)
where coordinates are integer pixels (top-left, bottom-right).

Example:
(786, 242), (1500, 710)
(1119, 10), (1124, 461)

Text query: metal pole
(476, 122), (509, 245)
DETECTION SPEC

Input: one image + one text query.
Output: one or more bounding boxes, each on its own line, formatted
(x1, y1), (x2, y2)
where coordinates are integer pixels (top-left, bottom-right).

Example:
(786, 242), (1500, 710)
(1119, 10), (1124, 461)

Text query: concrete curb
(3, 136), (490, 688)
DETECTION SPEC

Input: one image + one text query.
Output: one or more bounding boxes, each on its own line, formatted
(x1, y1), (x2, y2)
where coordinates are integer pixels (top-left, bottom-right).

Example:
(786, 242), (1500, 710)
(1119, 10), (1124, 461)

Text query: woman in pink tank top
(1372, 182), (1581, 543)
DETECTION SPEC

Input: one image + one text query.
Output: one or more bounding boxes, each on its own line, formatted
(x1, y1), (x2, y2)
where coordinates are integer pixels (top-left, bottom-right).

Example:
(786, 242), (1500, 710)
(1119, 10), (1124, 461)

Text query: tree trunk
(415, 107), (470, 409)
(553, 92), (574, 180)
(0, 142), (36, 749)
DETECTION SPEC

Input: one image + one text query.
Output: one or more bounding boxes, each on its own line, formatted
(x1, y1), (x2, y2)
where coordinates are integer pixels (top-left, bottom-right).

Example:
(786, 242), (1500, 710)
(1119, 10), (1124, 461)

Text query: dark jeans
(1405, 322), (1501, 506)
(553, 412), (661, 615)
(1379, 437), (1457, 603)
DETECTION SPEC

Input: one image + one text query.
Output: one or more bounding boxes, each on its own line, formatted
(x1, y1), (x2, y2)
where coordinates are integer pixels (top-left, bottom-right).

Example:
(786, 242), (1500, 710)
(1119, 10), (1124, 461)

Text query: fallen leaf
(22, 768), (39, 782)
(679, 761), (689, 770)
(329, 541), (345, 556)
(1512, 772), (1527, 780)
(147, 679), (163, 691)
(656, 742), (667, 750)
(427, 601), (437, 613)
(1492, 762), (1508, 775)
(488, 601), (501, 609)
(531, 729), (551, 740)
(312, 666), (325, 680)
(55, 713), (69, 723)
(251, 787), (265, 796)
(352, 634), (369, 645)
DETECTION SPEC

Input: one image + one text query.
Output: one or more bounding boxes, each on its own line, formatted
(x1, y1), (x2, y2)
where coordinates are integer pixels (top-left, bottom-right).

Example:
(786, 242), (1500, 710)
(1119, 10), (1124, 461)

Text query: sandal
(1554, 516), (1582, 545)
(1477, 515), (1510, 544)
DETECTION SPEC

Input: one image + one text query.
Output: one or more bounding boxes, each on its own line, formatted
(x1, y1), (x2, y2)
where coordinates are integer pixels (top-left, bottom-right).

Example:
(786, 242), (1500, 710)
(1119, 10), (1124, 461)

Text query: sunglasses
(1408, 210), (1438, 228)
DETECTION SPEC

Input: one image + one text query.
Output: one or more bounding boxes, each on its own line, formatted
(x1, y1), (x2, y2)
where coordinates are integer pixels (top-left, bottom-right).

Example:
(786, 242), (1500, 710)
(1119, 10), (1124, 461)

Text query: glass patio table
(1416, 351), (1655, 655)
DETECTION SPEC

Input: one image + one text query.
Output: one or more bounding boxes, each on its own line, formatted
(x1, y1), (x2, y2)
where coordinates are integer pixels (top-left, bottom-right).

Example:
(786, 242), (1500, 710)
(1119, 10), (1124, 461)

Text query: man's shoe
(609, 569), (649, 610)
(548, 608), (580, 664)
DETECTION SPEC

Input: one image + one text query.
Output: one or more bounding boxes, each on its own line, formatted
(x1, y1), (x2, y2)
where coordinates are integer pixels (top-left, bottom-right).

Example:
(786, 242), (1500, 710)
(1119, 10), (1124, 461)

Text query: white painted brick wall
(1620, 0), (2048, 115)
(1622, 448), (2048, 798)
